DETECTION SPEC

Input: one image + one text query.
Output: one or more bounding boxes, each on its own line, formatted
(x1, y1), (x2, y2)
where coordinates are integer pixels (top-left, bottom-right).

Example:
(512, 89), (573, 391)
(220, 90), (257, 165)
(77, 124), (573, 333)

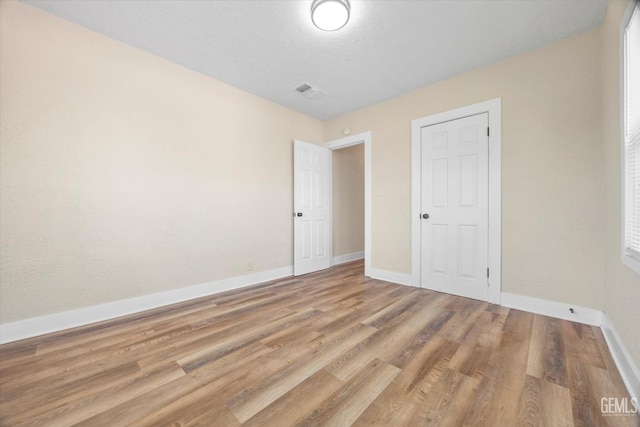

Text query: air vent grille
(295, 83), (325, 99)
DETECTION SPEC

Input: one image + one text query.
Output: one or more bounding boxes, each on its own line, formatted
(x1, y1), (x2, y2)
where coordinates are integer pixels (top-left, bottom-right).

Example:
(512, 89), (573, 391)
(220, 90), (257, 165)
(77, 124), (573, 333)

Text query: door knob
(296, 212), (303, 217)
(422, 213), (430, 219)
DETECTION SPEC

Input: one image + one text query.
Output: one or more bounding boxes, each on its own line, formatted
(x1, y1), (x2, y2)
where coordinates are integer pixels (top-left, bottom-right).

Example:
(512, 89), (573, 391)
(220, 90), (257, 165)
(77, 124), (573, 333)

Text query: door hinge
(487, 127), (490, 137)
(487, 268), (490, 278)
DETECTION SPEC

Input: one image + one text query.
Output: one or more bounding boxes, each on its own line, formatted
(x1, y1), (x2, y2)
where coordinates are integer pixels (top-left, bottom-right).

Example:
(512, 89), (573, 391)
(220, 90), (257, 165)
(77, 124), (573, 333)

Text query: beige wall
(325, 27), (605, 310)
(600, 0), (640, 375)
(0, 2), (324, 323)
(2, 0), (638, 375)
(332, 144), (365, 257)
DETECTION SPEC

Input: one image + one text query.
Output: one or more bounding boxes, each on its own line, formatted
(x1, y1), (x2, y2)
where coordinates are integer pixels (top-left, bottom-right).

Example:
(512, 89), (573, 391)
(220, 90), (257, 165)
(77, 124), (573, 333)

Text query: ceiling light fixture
(311, 0), (350, 32)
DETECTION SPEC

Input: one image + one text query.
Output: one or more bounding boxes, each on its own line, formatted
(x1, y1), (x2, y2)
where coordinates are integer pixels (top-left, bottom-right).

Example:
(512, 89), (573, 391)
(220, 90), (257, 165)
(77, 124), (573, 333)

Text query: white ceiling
(22, 0), (607, 120)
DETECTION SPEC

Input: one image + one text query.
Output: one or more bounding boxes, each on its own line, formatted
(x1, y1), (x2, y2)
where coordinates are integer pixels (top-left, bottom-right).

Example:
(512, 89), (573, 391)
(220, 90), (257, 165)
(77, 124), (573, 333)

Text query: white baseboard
(501, 292), (603, 326)
(3, 265), (638, 402)
(601, 313), (640, 400)
(0, 266), (293, 345)
(333, 251), (364, 266)
(500, 293), (639, 400)
(369, 268), (413, 287)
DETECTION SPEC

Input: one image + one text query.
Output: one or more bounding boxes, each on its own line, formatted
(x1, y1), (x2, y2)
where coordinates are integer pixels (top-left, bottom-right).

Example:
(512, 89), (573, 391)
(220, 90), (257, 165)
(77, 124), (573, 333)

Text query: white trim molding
(411, 98), (502, 304)
(621, 0), (640, 276)
(369, 268), (413, 287)
(601, 313), (640, 400)
(501, 292), (639, 400)
(324, 131), (372, 277)
(333, 251), (365, 265)
(501, 292), (603, 326)
(0, 266), (293, 344)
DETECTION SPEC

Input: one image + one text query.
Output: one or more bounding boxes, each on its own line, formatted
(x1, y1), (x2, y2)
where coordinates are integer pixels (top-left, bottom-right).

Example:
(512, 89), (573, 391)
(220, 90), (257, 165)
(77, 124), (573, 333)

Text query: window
(623, 1), (640, 274)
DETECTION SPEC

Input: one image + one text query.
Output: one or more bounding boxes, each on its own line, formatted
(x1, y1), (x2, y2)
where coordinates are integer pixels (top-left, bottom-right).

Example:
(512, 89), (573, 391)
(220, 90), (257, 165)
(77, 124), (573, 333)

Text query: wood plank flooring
(0, 260), (637, 426)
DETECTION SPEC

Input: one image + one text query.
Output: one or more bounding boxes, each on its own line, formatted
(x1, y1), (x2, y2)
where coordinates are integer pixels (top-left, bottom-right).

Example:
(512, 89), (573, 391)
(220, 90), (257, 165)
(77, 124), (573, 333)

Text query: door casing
(411, 98), (502, 304)
(324, 132), (372, 278)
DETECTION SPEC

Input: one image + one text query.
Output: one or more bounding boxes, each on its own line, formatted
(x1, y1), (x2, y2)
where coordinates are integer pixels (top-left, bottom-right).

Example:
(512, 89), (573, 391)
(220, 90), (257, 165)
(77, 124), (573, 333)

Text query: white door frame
(324, 131), (372, 277)
(411, 99), (502, 304)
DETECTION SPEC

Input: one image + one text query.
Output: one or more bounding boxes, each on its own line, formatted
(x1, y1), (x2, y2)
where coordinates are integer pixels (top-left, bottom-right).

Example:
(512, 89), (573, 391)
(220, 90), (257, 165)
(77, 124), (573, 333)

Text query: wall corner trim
(601, 313), (640, 400)
(500, 292), (603, 326)
(0, 266), (293, 344)
(333, 251), (365, 266)
(501, 292), (639, 399)
(369, 268), (413, 287)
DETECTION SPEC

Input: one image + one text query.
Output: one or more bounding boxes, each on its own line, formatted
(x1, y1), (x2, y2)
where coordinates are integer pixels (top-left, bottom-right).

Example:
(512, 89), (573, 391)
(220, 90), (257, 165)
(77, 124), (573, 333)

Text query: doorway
(294, 132), (372, 277)
(332, 144), (365, 266)
(411, 99), (502, 304)
(325, 132), (372, 277)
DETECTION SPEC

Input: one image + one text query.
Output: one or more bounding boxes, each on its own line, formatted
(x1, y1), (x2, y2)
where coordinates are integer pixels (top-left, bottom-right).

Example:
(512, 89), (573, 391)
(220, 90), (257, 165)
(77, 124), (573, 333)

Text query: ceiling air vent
(295, 83), (325, 99)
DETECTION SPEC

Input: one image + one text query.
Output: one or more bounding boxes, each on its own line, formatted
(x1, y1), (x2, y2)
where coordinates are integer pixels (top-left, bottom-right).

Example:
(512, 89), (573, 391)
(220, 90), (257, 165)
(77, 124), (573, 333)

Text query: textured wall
(600, 0), (640, 378)
(325, 28), (605, 310)
(0, 2), (324, 323)
(2, 0), (636, 369)
(332, 144), (365, 257)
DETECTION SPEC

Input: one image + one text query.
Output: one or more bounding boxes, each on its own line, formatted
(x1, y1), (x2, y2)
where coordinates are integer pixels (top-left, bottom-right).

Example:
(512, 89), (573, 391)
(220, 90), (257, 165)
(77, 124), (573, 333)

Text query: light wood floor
(0, 261), (637, 426)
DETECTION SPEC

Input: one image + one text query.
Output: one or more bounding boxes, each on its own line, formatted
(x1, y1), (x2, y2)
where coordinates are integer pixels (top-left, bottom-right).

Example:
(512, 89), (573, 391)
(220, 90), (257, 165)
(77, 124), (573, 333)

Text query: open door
(293, 140), (332, 276)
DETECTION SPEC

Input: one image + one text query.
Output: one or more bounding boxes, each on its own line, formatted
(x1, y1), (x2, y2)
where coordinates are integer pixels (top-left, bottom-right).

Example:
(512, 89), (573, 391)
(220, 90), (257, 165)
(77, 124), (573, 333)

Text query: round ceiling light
(311, 0), (350, 32)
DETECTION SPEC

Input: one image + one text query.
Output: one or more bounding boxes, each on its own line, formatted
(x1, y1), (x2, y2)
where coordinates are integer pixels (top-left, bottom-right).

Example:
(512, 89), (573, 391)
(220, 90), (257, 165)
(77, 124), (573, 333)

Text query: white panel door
(420, 113), (489, 301)
(294, 140), (332, 276)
